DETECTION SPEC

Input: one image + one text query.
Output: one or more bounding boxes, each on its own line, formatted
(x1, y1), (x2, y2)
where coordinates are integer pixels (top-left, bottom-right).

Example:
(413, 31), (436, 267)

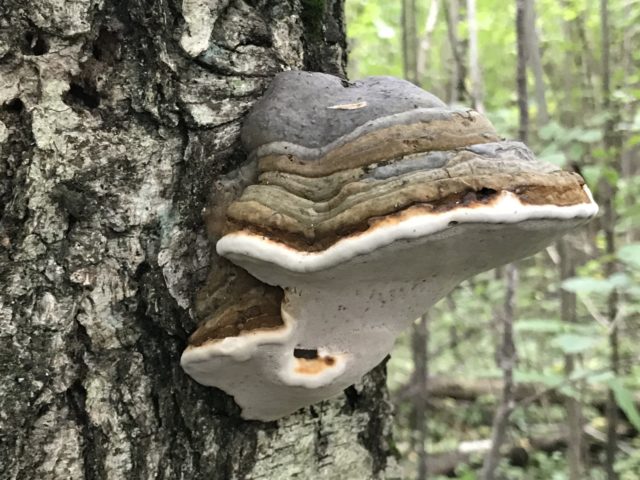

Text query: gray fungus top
(241, 71), (447, 151)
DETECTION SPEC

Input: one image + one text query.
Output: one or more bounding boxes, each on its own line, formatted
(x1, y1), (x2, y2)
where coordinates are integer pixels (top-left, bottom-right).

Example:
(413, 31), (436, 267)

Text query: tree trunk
(443, 0), (467, 104)
(466, 0), (484, 113)
(0, 1), (397, 479)
(599, 1), (621, 479)
(416, 0), (440, 88)
(410, 315), (429, 480)
(402, 0), (419, 84)
(516, 0), (529, 144)
(480, 265), (518, 480)
(524, 0), (549, 127)
(558, 239), (586, 480)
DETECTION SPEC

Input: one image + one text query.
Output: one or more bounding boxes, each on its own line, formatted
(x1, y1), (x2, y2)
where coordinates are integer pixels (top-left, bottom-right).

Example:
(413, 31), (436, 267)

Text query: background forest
(345, 0), (640, 478)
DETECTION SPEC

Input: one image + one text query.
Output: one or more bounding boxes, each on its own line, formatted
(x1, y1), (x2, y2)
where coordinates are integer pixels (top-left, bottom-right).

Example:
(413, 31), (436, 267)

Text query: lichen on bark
(0, 0), (398, 478)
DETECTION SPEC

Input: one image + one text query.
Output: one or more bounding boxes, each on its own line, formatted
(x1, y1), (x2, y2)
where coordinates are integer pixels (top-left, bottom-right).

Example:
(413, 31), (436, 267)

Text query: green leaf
(575, 129), (603, 143)
(561, 277), (614, 294)
(538, 121), (564, 141)
(628, 134), (640, 147)
(568, 143), (585, 161)
(584, 370), (615, 385)
(618, 243), (640, 269)
(558, 384), (580, 399)
(581, 165), (602, 188)
(516, 319), (568, 333)
(515, 370), (563, 386)
(538, 151), (567, 166)
(602, 165), (620, 185)
(592, 147), (608, 159)
(609, 378), (640, 431)
(608, 272), (631, 288)
(373, 19), (395, 39)
(551, 333), (602, 354)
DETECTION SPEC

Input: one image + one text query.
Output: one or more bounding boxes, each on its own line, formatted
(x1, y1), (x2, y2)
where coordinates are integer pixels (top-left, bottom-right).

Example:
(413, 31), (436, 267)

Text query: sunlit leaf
(575, 129), (603, 143)
(538, 151), (567, 166)
(516, 319), (568, 333)
(581, 165), (602, 188)
(628, 134), (640, 147)
(515, 370), (563, 386)
(373, 18), (395, 39)
(568, 143), (585, 160)
(538, 121), (564, 140)
(618, 243), (640, 269)
(609, 378), (640, 431)
(584, 370), (615, 385)
(551, 333), (602, 354)
(561, 277), (614, 294)
(602, 165), (620, 185)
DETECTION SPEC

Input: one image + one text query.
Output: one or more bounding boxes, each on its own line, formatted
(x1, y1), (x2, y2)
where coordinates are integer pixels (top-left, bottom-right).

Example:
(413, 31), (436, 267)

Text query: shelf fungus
(181, 71), (598, 421)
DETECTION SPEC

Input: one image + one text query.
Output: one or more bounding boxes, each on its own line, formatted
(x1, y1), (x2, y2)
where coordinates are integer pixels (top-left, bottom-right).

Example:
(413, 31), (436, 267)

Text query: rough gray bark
(0, 1), (398, 478)
(442, 0), (467, 104)
(599, 1), (621, 478)
(558, 239), (586, 480)
(524, 0), (549, 127)
(416, 0), (439, 88)
(516, 0), (529, 144)
(479, 264), (517, 480)
(401, 0), (418, 85)
(466, 0), (484, 113)
(410, 315), (429, 480)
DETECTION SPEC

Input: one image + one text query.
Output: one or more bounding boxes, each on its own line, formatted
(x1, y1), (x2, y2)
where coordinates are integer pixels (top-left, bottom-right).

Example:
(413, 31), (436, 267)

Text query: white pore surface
(182, 188), (598, 420)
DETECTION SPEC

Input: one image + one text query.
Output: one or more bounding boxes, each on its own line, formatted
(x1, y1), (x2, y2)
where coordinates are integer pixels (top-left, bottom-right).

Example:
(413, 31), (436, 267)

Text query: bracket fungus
(181, 71), (598, 421)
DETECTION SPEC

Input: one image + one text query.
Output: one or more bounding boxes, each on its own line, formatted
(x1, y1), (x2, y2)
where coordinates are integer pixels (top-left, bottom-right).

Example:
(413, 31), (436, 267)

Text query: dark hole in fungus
(294, 348), (318, 359)
(4, 98), (24, 113)
(64, 82), (100, 109)
(448, 221), (459, 226)
(476, 187), (497, 201)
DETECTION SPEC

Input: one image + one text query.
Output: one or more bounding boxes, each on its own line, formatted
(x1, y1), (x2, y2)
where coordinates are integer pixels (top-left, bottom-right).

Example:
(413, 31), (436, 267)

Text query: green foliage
(618, 243), (640, 269)
(551, 333), (602, 354)
(609, 378), (640, 432)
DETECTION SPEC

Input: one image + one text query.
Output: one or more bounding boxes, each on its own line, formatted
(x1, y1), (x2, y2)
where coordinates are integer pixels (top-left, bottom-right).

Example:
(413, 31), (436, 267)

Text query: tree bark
(410, 315), (429, 480)
(443, 0), (467, 104)
(401, 0), (419, 85)
(0, 1), (397, 479)
(524, 0), (549, 127)
(558, 239), (586, 480)
(466, 0), (484, 113)
(516, 0), (529, 144)
(480, 265), (518, 480)
(599, 1), (621, 479)
(479, 5), (526, 475)
(416, 0), (440, 88)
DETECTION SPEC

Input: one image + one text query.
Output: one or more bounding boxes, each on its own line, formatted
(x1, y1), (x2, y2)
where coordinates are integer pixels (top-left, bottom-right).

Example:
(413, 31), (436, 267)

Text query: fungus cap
(181, 71), (598, 421)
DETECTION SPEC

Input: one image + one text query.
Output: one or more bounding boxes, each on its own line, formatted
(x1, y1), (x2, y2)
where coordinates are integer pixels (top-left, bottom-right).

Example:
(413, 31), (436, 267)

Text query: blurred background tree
(346, 0), (640, 478)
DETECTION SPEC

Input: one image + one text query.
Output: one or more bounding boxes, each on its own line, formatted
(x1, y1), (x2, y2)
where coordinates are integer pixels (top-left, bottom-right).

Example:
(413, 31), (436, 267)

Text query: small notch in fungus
(294, 348), (318, 359)
(477, 188), (497, 201)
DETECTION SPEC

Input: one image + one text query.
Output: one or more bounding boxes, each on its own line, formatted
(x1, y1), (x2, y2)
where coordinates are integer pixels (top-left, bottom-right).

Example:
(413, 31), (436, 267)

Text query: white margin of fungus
(182, 312), (294, 363)
(217, 186), (599, 273)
